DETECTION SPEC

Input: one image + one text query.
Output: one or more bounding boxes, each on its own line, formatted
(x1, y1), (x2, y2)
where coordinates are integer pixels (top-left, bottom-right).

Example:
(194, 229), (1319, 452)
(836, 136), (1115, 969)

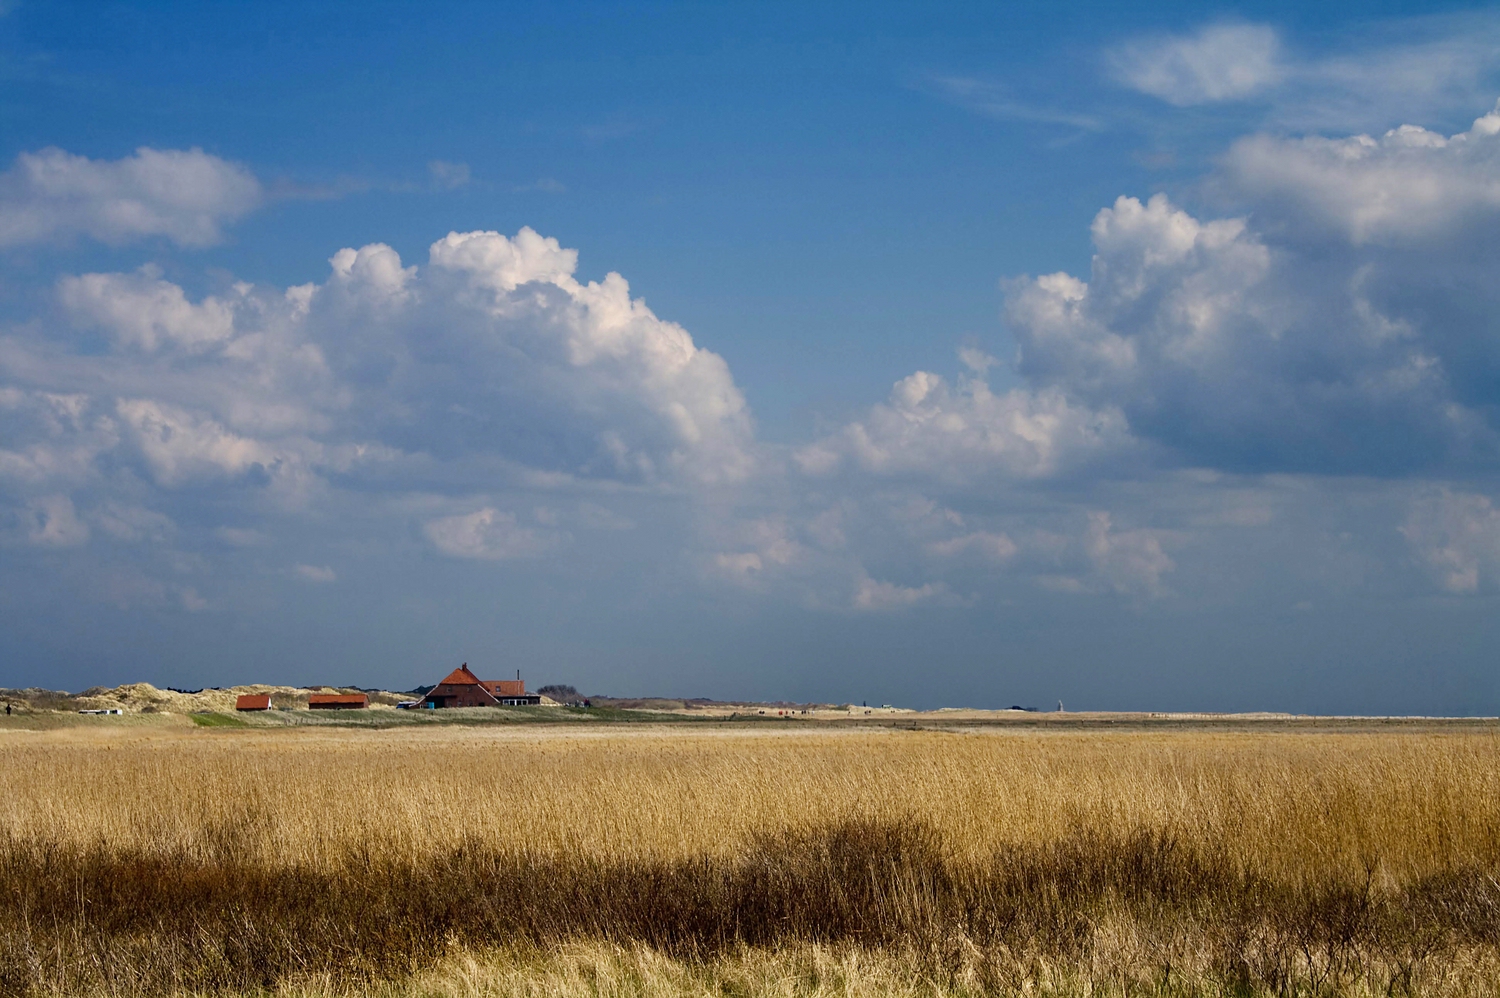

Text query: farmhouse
(423, 664), (541, 707)
(235, 694), (272, 711)
(308, 693), (369, 710)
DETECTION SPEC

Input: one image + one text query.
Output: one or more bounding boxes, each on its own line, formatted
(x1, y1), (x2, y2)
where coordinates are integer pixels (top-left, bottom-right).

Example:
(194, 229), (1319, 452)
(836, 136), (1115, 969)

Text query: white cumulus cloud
(1005, 183), (1500, 474)
(12, 98), (1500, 626)
(4, 226), (756, 510)
(421, 228), (756, 485)
(115, 398), (283, 486)
(1217, 101), (1500, 244)
(0, 147), (261, 248)
(60, 267), (239, 352)
(796, 364), (1130, 482)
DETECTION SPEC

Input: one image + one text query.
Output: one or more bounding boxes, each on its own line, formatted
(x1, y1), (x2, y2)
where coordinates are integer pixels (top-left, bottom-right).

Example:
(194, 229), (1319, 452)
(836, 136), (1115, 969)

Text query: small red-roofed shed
(308, 693), (368, 710)
(235, 694), (272, 711)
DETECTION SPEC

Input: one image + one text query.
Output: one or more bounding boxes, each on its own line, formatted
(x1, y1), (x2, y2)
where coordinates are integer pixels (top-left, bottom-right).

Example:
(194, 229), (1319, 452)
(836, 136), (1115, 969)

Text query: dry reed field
(2, 717), (1500, 996)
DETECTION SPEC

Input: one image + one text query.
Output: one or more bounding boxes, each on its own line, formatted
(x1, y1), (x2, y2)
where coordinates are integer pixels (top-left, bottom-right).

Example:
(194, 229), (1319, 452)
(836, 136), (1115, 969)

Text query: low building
(308, 693), (368, 709)
(486, 677), (541, 706)
(424, 664), (541, 708)
(235, 694), (272, 711)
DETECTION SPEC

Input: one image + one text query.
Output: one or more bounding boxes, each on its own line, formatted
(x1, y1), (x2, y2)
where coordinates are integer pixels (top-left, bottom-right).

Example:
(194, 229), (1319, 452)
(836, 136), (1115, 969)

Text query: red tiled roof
(437, 663), (485, 687)
(235, 694), (271, 710)
(307, 693), (368, 707)
(429, 665), (527, 703)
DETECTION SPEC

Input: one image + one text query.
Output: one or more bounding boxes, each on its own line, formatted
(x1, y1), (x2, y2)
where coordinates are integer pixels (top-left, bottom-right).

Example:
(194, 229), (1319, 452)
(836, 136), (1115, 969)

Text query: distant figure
(4, 703), (9, 716)
(1057, 700), (1065, 712)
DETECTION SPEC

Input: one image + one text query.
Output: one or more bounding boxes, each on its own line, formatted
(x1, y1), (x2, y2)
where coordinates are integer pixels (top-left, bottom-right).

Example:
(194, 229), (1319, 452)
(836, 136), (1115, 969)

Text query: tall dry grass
(1, 721), (1499, 996)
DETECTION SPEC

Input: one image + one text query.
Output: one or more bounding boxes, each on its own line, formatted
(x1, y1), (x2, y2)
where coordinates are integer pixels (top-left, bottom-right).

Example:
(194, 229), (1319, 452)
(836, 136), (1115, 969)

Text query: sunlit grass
(1, 722), (1498, 996)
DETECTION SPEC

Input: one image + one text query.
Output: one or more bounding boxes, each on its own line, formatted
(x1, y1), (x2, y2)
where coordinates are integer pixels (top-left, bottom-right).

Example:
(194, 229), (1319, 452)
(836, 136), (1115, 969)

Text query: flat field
(2, 715), (1498, 996)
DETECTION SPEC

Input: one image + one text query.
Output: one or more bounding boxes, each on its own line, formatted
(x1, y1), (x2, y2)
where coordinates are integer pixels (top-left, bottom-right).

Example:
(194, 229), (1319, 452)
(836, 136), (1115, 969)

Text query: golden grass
(3, 722), (1498, 880)
(275, 940), (1500, 998)
(3, 719), (1500, 996)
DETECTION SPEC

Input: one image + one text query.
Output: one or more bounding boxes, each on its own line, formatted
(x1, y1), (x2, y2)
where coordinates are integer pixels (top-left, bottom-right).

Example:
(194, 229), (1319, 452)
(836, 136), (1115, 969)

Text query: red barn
(308, 693), (368, 709)
(424, 664), (539, 708)
(235, 694), (272, 711)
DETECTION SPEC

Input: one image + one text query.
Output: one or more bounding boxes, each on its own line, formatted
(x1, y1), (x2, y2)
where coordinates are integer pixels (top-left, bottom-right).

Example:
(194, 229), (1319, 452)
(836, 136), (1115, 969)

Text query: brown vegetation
(1, 722), (1498, 996)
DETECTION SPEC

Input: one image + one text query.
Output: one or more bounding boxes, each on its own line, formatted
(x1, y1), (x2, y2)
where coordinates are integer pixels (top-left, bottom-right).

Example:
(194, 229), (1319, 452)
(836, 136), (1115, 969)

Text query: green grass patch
(190, 711), (249, 728)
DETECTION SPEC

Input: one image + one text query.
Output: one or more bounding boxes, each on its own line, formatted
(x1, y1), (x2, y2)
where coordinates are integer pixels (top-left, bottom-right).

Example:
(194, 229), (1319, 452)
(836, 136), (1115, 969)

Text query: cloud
(1110, 15), (1500, 132)
(761, 98), (1500, 611)
(427, 160), (471, 190)
(424, 228), (756, 485)
(926, 530), (1018, 561)
(428, 227), (577, 292)
(1279, 16), (1500, 132)
(3, 226), (755, 511)
(215, 527), (266, 547)
(115, 398), (283, 487)
(1216, 102), (1500, 244)
(796, 365), (1131, 482)
(852, 573), (949, 612)
(713, 551), (764, 581)
(0, 221), (773, 623)
(424, 508), (557, 560)
(59, 267), (239, 352)
(0, 390), (118, 488)
(1401, 490), (1500, 594)
(0, 147), (261, 248)
(327, 241), (416, 305)
(1006, 192), (1269, 394)
(709, 517), (805, 587)
(1004, 177), (1500, 474)
(10, 93), (1500, 634)
(1083, 511), (1174, 596)
(929, 77), (1103, 131)
(26, 494), (88, 546)
(767, 88), (1500, 605)
(294, 564), (337, 583)
(576, 502), (635, 531)
(1108, 23), (1284, 106)
(92, 503), (173, 543)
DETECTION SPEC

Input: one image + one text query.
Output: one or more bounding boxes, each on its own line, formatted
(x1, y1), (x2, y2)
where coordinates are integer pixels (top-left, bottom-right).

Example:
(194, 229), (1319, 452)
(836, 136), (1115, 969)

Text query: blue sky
(4, 1), (1500, 711)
